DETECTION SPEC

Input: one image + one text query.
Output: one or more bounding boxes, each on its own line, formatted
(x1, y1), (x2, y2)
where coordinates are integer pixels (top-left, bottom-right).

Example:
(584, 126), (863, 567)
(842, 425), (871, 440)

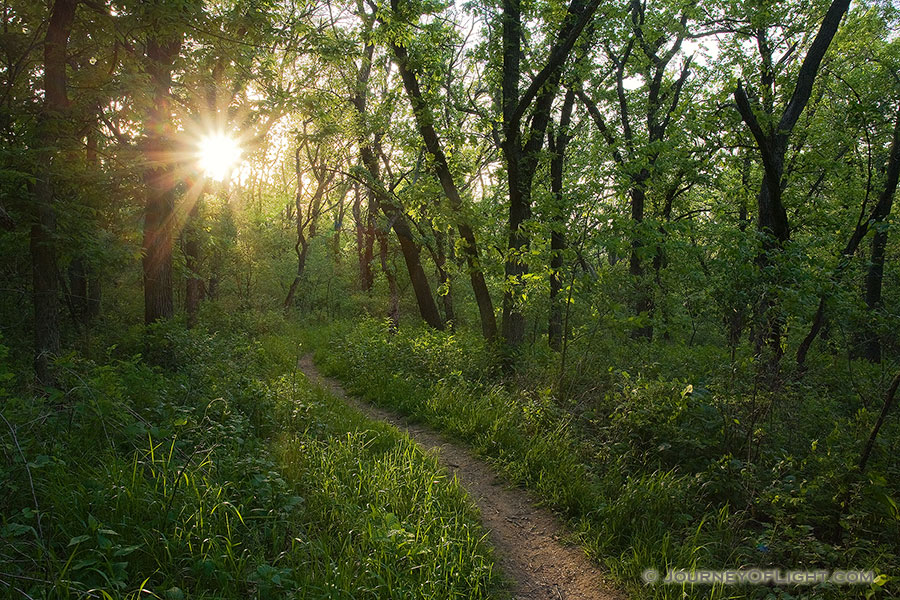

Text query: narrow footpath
(299, 355), (623, 600)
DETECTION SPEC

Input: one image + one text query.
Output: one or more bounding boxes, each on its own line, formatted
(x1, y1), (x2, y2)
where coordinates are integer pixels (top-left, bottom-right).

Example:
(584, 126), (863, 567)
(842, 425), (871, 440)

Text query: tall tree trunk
(31, 0), (77, 385)
(390, 36), (497, 340)
(333, 185), (346, 264)
(856, 227), (888, 362)
(434, 227), (455, 328)
(499, 0), (600, 351)
(349, 32), (442, 330)
(284, 146), (330, 310)
(142, 33), (182, 325)
(628, 175), (653, 339)
(547, 90), (575, 352)
(360, 145), (444, 330)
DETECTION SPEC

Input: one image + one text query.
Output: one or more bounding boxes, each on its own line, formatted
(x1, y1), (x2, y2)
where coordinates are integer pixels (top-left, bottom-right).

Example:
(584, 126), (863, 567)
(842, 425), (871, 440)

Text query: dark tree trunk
(499, 0), (601, 351)
(727, 153), (753, 350)
(141, 33), (182, 325)
(185, 199), (202, 328)
(856, 227), (888, 361)
(628, 177), (653, 339)
(390, 37), (497, 340)
(360, 145), (444, 330)
(576, 18), (692, 342)
(434, 227), (455, 328)
(349, 31), (442, 329)
(333, 185), (346, 264)
(30, 0), (77, 385)
(284, 145), (331, 310)
(547, 90), (575, 352)
(353, 184), (376, 291)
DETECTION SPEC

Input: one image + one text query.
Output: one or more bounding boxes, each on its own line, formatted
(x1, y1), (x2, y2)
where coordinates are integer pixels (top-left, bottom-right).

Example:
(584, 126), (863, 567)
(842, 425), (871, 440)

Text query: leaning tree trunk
(349, 32), (442, 330)
(359, 144), (444, 330)
(30, 0), (77, 385)
(142, 33), (182, 325)
(391, 37), (496, 340)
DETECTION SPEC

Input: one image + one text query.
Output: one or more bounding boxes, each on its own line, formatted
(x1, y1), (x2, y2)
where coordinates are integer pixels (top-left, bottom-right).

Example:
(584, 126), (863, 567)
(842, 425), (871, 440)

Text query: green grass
(307, 318), (898, 600)
(0, 313), (500, 599)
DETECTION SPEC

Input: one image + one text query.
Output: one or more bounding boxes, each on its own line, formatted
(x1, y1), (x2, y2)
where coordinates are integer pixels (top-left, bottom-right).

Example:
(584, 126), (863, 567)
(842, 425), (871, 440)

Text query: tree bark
(434, 227), (456, 328)
(856, 227), (888, 361)
(500, 0), (600, 351)
(31, 0), (77, 385)
(348, 30), (443, 330)
(353, 183), (376, 291)
(285, 145), (332, 310)
(142, 32), (182, 325)
(547, 90), (575, 351)
(378, 224), (400, 331)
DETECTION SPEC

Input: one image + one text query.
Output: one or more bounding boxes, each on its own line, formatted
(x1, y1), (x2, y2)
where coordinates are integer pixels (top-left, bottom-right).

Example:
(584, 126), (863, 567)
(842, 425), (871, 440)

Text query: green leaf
(68, 534), (91, 546)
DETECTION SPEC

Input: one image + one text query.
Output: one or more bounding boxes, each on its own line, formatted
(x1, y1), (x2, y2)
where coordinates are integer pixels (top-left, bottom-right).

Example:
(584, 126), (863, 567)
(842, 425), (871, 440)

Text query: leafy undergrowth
(0, 312), (499, 599)
(311, 318), (897, 600)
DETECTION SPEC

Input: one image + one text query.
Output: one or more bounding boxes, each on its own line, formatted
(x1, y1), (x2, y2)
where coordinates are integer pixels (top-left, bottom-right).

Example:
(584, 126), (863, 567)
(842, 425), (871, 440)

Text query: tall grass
(310, 318), (897, 600)
(0, 313), (500, 599)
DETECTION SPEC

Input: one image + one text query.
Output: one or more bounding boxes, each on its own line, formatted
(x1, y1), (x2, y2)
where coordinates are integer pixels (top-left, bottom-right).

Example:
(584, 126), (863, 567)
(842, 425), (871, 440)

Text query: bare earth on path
(298, 355), (624, 600)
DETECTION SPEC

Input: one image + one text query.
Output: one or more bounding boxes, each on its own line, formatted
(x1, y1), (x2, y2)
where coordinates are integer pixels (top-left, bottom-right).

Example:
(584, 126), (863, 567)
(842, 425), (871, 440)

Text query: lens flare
(197, 132), (242, 181)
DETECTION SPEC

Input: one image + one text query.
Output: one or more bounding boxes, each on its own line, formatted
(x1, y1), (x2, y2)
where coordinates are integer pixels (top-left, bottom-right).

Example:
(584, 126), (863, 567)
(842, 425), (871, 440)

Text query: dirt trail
(298, 356), (623, 600)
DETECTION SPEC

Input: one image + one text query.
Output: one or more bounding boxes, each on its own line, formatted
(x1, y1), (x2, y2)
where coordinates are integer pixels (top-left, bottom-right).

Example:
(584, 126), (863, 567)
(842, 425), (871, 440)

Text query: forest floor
(299, 354), (623, 600)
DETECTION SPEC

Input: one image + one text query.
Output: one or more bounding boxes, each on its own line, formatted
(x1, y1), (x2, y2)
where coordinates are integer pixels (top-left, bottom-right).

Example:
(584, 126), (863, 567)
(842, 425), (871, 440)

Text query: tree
(140, 4), (184, 324)
(497, 0), (601, 350)
(734, 0), (851, 373)
(387, 0), (498, 340)
(30, 0), (77, 385)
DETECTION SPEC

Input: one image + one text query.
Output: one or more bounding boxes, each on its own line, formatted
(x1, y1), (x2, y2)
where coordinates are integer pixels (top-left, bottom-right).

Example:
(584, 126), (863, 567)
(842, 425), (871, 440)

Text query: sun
(197, 132), (243, 181)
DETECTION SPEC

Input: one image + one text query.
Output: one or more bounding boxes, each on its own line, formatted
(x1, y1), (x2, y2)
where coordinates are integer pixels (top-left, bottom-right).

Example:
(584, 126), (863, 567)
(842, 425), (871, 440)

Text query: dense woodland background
(1, 0), (900, 597)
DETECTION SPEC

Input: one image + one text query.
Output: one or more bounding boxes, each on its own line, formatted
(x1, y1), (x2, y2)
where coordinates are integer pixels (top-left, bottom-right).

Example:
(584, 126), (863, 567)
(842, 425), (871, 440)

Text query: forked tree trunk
(735, 0), (851, 375)
(499, 0), (601, 351)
